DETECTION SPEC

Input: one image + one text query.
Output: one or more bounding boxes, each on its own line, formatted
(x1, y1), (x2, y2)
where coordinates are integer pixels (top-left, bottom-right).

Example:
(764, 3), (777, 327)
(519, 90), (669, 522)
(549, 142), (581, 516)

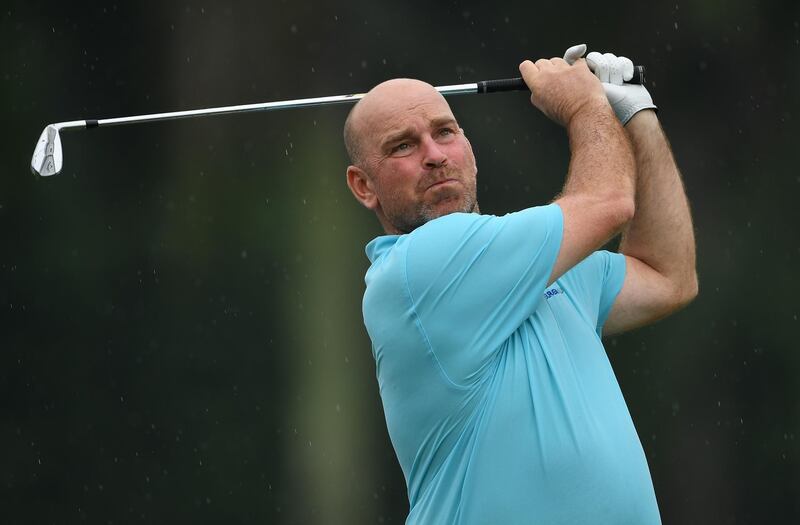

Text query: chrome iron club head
(31, 124), (63, 177)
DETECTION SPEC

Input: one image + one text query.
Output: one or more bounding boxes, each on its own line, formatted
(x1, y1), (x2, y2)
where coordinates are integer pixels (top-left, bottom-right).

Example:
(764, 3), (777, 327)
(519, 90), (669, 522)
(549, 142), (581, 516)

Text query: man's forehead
(356, 79), (455, 135)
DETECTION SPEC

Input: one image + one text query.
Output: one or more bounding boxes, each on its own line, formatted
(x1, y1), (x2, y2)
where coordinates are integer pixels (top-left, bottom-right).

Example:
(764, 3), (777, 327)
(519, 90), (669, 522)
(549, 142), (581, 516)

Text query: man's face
(347, 80), (479, 234)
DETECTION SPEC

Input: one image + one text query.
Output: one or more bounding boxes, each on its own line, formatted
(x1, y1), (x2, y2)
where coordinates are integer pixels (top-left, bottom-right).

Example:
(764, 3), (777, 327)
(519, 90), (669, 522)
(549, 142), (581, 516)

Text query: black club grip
(477, 65), (645, 93)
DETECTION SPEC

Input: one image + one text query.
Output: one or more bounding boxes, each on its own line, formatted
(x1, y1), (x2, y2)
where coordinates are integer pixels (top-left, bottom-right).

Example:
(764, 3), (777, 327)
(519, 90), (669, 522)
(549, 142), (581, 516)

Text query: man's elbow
(671, 271), (699, 311)
(684, 271), (700, 304)
(609, 194), (636, 231)
(585, 191), (636, 230)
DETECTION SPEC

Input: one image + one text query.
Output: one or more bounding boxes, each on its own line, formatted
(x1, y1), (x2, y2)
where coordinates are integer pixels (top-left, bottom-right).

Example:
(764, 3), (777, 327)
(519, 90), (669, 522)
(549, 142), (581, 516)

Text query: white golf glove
(563, 44), (657, 125)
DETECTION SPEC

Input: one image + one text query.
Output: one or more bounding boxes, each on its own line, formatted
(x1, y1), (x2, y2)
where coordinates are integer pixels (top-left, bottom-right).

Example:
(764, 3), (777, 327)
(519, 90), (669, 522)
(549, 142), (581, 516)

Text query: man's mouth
(427, 178), (458, 190)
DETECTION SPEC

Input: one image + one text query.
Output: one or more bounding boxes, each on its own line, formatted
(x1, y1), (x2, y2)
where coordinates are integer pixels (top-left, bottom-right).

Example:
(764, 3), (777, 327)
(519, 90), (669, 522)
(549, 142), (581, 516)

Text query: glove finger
(586, 51), (609, 82)
(605, 53), (624, 85)
(562, 43), (587, 65)
(619, 56), (634, 82)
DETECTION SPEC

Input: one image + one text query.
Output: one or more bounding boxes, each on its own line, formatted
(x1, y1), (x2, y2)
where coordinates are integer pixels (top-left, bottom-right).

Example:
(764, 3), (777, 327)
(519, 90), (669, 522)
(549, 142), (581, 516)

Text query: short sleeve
(558, 250), (627, 336)
(404, 204), (563, 384)
(596, 252), (626, 331)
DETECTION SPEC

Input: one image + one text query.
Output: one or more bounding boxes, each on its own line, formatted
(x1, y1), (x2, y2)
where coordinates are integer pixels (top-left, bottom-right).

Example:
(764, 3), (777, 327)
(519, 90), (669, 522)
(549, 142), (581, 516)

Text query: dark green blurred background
(2, 1), (798, 523)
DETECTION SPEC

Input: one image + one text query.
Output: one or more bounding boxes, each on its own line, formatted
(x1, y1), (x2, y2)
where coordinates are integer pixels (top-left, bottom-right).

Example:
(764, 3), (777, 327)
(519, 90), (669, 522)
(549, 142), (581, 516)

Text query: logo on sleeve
(543, 286), (563, 300)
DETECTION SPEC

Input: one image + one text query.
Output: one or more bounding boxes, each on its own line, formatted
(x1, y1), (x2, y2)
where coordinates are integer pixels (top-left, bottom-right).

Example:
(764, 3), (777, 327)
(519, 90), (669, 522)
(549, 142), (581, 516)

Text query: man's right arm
(519, 57), (636, 285)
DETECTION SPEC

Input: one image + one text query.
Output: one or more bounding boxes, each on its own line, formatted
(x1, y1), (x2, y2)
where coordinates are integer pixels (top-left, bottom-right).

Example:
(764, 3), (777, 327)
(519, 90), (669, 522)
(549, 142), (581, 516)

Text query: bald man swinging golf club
(344, 44), (697, 524)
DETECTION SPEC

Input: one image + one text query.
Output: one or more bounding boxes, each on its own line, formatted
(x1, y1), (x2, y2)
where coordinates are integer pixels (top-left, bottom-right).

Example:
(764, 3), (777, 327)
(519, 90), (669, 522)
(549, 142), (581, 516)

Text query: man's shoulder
(408, 205), (562, 250)
(569, 250), (625, 277)
(556, 250), (616, 284)
(366, 205), (564, 289)
(555, 250), (627, 313)
(365, 213), (485, 266)
(407, 212), (484, 242)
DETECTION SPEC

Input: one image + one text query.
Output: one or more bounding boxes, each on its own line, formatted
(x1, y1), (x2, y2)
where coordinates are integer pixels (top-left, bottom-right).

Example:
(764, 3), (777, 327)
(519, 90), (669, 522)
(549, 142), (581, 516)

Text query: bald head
(344, 78), (478, 234)
(343, 78), (453, 169)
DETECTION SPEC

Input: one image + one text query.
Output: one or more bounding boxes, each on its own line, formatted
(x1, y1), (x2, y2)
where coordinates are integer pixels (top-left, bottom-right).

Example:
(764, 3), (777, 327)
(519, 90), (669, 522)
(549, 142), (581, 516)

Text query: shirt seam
(403, 242), (471, 392)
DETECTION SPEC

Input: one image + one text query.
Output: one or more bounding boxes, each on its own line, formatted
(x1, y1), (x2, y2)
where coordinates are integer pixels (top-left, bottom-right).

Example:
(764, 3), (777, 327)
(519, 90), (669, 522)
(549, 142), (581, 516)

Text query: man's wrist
(567, 96), (617, 133)
(626, 108), (658, 127)
(624, 109), (660, 136)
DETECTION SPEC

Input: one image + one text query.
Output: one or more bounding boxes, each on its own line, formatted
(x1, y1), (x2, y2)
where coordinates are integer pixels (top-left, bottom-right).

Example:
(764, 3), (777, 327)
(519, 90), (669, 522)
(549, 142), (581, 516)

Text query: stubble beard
(390, 182), (479, 234)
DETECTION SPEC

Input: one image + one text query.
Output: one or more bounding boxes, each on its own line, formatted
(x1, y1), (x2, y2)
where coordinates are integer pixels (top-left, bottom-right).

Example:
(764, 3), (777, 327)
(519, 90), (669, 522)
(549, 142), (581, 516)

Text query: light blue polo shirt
(362, 204), (661, 525)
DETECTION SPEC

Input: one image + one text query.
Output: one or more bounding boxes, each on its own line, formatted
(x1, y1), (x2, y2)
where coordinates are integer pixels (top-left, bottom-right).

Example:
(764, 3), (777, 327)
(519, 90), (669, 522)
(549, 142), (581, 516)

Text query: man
(344, 44), (697, 524)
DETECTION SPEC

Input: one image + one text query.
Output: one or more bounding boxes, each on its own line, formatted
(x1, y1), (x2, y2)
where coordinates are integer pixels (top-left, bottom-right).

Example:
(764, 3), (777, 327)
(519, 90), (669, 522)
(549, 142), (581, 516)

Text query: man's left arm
(603, 109), (698, 335)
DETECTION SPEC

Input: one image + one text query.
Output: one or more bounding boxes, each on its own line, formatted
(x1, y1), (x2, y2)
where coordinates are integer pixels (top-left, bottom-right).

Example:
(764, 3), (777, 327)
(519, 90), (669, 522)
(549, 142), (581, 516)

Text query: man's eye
(439, 128), (455, 136)
(392, 143), (410, 153)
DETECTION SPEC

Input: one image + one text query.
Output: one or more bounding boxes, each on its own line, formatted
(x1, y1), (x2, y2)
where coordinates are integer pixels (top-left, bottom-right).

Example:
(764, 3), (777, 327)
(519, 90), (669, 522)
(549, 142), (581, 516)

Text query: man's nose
(421, 136), (448, 169)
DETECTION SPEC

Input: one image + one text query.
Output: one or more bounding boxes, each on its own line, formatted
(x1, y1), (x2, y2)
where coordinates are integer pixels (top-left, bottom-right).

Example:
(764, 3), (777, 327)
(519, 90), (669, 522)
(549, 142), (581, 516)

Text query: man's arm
(603, 110), (698, 335)
(518, 57), (636, 286)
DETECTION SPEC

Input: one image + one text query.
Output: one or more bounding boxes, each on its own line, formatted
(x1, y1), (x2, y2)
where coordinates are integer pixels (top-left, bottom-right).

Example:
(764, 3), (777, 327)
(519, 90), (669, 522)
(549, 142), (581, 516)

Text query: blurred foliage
(1, 0), (798, 523)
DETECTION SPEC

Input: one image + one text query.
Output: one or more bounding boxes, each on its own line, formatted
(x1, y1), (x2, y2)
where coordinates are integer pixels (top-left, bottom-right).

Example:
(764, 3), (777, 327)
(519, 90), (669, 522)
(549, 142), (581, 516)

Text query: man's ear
(460, 129), (478, 170)
(460, 127), (473, 148)
(346, 165), (379, 210)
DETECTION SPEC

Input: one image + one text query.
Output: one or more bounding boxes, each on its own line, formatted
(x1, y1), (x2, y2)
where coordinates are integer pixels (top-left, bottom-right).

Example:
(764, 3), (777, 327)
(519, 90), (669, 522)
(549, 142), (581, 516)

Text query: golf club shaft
(32, 67), (645, 177)
(50, 83), (473, 133)
(51, 67), (645, 132)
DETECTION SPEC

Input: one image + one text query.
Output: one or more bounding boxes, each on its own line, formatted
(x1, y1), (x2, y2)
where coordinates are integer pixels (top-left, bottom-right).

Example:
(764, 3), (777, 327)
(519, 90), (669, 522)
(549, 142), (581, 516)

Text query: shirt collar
(365, 235), (401, 263)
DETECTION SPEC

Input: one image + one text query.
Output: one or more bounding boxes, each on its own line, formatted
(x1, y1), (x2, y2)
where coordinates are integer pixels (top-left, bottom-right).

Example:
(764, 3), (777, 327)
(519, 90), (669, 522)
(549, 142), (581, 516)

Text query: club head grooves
(31, 125), (63, 177)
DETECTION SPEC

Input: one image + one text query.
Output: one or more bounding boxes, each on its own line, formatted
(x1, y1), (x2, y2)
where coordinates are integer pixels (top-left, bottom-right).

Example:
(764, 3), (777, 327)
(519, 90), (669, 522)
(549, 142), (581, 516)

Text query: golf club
(30, 67), (644, 178)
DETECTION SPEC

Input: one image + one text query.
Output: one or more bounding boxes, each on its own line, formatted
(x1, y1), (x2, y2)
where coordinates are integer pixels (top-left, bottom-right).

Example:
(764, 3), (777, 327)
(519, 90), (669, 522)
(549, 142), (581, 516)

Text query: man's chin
(425, 194), (478, 220)
(386, 193), (478, 234)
